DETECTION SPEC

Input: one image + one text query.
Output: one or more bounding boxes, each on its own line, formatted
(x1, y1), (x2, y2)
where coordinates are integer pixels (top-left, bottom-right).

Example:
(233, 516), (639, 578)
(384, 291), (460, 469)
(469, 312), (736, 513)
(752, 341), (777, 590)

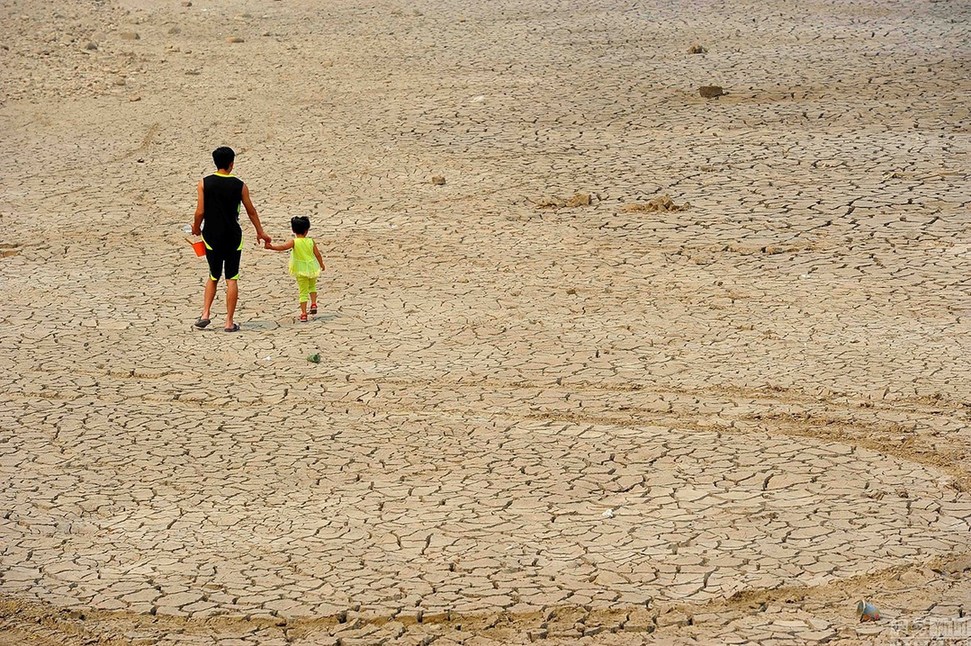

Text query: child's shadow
(246, 312), (339, 329)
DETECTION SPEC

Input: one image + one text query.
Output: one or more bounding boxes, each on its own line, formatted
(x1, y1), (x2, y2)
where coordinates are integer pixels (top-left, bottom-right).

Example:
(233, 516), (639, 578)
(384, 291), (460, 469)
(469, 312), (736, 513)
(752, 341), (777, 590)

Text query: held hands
(257, 231), (272, 248)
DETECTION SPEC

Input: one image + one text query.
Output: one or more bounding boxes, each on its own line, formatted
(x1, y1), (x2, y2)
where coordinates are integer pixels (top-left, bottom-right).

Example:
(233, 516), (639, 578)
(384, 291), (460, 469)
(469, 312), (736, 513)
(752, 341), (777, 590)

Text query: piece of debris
(856, 600), (879, 622)
(620, 194), (690, 213)
(431, 175), (446, 185)
(699, 85), (725, 98)
(226, 36), (245, 43)
(688, 44), (707, 54)
(307, 353), (321, 364)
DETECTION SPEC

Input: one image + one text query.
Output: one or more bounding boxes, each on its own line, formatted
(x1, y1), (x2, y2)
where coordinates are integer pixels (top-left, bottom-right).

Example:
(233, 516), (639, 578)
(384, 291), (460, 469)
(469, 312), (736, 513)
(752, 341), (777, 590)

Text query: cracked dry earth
(1, 0), (970, 644)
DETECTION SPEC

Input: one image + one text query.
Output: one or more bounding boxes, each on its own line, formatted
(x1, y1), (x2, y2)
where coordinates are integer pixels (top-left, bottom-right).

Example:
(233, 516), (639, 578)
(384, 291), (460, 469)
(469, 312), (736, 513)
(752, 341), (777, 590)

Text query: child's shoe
(299, 313), (308, 322)
(309, 303), (317, 315)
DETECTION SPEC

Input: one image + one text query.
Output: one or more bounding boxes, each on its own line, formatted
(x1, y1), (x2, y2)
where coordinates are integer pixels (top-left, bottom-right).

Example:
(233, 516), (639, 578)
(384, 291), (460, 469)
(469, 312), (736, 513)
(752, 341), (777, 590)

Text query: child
(264, 216), (325, 321)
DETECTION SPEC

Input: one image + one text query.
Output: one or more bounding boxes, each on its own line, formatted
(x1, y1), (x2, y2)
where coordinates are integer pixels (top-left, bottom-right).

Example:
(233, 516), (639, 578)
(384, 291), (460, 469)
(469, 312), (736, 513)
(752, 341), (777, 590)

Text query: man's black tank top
(202, 173), (245, 250)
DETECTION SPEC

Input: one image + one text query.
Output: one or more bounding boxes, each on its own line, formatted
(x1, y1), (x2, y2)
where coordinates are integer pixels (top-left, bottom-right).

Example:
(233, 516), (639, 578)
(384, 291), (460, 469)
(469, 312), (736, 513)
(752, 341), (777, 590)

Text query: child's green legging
(296, 276), (318, 303)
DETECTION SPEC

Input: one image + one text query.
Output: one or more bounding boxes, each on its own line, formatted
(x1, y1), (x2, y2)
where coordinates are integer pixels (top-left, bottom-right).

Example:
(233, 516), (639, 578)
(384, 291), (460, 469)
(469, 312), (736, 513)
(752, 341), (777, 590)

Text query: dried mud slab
(621, 193), (691, 212)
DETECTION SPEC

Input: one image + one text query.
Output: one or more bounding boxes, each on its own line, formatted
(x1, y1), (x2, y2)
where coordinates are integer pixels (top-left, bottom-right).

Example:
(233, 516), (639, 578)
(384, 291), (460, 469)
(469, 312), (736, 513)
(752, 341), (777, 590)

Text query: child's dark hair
(291, 216), (311, 235)
(212, 146), (235, 170)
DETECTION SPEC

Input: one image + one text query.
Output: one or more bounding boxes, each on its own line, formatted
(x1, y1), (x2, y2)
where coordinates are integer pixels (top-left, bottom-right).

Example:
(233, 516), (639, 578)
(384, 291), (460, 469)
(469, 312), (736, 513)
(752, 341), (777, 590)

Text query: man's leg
(198, 246), (223, 326)
(225, 279), (238, 329)
(223, 247), (242, 330)
(201, 278), (217, 320)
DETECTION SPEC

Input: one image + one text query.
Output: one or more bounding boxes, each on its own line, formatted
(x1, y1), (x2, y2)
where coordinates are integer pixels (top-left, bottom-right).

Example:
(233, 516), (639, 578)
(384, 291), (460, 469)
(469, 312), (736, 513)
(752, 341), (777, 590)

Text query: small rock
(699, 85), (725, 98)
(226, 36), (245, 43)
(113, 77), (126, 86)
(119, 31), (140, 41)
(656, 611), (690, 628)
(534, 196), (564, 209)
(84, 41), (98, 51)
(941, 554), (971, 574)
(688, 44), (707, 54)
(129, 95), (141, 102)
(564, 192), (592, 207)
(807, 618), (830, 631)
(431, 175), (446, 185)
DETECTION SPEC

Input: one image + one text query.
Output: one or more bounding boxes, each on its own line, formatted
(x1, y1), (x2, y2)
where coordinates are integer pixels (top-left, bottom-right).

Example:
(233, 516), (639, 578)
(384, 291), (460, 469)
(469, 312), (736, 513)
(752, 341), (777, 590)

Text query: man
(191, 146), (271, 332)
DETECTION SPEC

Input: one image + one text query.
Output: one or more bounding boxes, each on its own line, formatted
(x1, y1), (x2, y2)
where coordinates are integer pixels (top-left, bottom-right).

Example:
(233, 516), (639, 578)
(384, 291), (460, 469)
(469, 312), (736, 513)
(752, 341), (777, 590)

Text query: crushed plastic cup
(185, 237), (206, 257)
(857, 600), (879, 622)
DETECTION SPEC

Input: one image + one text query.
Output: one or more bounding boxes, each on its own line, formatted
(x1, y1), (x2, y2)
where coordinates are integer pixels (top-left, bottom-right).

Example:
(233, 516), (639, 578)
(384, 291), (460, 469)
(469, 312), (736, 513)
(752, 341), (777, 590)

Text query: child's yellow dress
(289, 237), (321, 303)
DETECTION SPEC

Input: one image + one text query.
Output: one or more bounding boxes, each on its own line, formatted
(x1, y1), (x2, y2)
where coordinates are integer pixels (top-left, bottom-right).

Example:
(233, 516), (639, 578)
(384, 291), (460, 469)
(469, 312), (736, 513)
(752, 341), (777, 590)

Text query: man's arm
(191, 180), (204, 236)
(241, 184), (271, 246)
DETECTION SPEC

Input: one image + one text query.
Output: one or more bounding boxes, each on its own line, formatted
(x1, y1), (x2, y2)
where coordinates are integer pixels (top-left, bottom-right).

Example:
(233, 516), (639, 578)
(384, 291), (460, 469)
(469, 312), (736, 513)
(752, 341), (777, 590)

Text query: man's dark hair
(291, 216), (311, 235)
(212, 146), (235, 170)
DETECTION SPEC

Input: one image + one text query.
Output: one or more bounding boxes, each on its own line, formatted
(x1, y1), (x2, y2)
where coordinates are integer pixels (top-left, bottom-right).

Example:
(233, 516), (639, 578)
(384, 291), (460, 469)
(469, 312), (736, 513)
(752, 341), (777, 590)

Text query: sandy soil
(1, 0), (970, 644)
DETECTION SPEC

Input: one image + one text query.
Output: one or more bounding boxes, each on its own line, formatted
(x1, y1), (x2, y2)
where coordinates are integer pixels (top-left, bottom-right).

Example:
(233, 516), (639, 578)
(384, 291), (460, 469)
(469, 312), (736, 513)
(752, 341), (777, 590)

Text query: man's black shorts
(204, 242), (242, 281)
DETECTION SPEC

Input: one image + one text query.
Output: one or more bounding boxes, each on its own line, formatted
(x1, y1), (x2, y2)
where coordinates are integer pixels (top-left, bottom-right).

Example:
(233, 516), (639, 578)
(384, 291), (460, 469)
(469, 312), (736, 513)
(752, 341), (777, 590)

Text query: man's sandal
(224, 323), (240, 333)
(193, 318), (211, 329)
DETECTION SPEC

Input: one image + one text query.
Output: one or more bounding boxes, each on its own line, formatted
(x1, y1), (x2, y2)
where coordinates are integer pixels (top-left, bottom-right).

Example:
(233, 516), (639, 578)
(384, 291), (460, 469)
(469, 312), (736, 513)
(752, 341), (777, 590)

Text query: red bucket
(186, 238), (206, 257)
